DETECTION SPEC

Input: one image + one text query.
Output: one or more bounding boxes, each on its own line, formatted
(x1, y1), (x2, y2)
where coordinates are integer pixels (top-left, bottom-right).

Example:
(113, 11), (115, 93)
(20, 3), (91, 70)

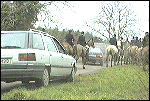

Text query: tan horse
(123, 41), (139, 65)
(73, 38), (95, 69)
(137, 47), (143, 65)
(130, 45), (138, 64)
(106, 45), (118, 67)
(116, 40), (123, 65)
(124, 41), (132, 65)
(62, 42), (74, 56)
(141, 46), (149, 71)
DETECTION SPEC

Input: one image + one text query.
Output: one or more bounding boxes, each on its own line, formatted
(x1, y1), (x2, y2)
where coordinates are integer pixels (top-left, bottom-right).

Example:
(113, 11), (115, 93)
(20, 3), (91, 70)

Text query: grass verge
(1, 65), (149, 100)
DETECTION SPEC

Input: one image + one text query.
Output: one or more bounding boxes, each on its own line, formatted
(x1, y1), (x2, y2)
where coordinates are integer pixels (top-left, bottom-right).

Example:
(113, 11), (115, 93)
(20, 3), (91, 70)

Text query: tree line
(36, 26), (104, 44)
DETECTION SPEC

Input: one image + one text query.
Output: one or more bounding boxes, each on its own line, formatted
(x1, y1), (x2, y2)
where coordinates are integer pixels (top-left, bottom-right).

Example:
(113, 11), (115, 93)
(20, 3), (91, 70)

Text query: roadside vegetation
(1, 65), (149, 100)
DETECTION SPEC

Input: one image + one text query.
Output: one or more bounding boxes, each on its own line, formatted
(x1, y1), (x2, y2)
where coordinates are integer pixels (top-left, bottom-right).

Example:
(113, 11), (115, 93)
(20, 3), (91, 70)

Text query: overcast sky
(35, 1), (149, 39)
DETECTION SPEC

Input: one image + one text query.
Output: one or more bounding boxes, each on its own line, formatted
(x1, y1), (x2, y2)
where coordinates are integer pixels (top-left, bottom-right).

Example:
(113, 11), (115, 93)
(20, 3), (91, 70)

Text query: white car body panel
(1, 30), (76, 83)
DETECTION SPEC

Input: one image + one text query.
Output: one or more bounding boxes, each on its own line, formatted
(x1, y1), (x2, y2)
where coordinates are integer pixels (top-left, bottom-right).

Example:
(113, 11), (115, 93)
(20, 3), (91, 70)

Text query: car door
(44, 36), (67, 76)
(51, 37), (73, 75)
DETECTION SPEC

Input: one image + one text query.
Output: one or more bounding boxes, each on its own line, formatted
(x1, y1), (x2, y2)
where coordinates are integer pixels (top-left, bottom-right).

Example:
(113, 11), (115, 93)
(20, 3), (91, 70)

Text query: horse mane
(87, 38), (93, 43)
(87, 38), (95, 48)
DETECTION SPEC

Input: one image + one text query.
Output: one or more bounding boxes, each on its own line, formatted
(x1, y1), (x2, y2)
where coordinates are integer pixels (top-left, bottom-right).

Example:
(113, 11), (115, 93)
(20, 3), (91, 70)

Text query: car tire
(36, 68), (50, 87)
(67, 67), (75, 82)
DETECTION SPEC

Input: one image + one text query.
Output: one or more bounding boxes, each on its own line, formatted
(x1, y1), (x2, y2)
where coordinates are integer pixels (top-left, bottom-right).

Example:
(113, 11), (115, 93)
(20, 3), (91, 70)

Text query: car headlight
(96, 55), (103, 59)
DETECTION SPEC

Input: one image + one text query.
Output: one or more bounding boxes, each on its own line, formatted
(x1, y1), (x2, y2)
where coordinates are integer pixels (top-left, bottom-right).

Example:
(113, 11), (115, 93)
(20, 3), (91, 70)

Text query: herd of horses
(62, 37), (149, 70)
(105, 40), (149, 71)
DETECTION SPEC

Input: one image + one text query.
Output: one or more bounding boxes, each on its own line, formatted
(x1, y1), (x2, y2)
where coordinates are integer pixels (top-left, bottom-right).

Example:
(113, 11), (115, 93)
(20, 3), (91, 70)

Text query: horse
(130, 45), (139, 64)
(136, 47), (143, 65)
(123, 41), (139, 65)
(141, 46), (149, 71)
(106, 45), (118, 67)
(73, 38), (95, 69)
(62, 42), (74, 56)
(116, 40), (123, 65)
(123, 41), (132, 65)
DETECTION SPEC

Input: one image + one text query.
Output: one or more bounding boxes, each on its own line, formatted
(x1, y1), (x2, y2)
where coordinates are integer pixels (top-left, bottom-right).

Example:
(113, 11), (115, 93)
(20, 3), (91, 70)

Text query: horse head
(87, 38), (95, 48)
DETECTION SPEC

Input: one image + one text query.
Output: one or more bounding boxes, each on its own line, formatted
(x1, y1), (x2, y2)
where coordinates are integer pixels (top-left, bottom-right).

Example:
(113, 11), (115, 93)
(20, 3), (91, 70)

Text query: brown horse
(73, 38), (95, 69)
(62, 42), (74, 56)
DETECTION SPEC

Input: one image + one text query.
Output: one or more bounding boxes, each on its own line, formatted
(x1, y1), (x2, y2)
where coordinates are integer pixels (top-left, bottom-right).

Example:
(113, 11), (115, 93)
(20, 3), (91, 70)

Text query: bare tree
(90, 1), (139, 40)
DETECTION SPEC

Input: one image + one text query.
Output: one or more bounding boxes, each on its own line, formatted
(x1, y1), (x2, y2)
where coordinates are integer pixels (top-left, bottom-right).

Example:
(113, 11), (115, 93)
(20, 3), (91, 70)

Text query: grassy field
(1, 65), (149, 100)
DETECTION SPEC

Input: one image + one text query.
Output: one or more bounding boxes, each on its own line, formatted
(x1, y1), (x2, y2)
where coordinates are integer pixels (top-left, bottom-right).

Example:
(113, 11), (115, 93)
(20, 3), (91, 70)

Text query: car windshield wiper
(1, 46), (22, 49)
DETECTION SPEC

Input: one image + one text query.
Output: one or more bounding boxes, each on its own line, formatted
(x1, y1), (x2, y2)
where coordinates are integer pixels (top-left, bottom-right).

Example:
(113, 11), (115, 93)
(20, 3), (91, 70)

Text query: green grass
(1, 65), (149, 100)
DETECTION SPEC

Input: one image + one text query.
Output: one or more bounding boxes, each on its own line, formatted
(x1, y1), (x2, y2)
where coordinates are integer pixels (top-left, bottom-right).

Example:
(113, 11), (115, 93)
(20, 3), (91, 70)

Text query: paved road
(75, 60), (107, 76)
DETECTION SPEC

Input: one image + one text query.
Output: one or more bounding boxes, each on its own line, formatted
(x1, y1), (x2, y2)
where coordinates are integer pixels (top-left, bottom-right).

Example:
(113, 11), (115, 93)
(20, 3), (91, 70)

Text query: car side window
(52, 38), (65, 54)
(32, 34), (45, 50)
(44, 36), (57, 52)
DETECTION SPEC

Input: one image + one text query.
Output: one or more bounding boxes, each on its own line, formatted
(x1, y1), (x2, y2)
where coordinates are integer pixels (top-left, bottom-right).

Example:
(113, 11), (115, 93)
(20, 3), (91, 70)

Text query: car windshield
(89, 47), (102, 54)
(1, 32), (27, 49)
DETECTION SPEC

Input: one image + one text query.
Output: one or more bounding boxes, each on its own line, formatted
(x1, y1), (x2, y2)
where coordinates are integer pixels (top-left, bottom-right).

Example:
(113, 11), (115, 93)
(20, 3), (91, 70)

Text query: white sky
(35, 1), (149, 40)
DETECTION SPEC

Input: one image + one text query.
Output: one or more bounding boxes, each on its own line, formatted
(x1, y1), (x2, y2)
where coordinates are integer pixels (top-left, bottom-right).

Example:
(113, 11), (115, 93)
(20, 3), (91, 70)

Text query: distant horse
(123, 41), (132, 65)
(73, 38), (95, 69)
(123, 41), (139, 65)
(116, 40), (123, 65)
(130, 45), (138, 64)
(137, 47), (143, 65)
(141, 46), (149, 71)
(106, 45), (118, 67)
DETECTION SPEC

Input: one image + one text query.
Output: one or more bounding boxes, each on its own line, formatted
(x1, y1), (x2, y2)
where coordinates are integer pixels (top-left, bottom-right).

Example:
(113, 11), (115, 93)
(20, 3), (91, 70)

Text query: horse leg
(117, 55), (120, 65)
(114, 53), (117, 66)
(124, 56), (126, 64)
(111, 55), (113, 67)
(121, 55), (123, 65)
(82, 57), (86, 69)
(117, 51), (120, 65)
(74, 55), (79, 63)
(106, 54), (109, 67)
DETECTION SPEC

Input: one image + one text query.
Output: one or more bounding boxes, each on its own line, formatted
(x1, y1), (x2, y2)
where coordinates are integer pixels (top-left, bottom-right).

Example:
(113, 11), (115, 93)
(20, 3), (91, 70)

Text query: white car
(1, 29), (76, 86)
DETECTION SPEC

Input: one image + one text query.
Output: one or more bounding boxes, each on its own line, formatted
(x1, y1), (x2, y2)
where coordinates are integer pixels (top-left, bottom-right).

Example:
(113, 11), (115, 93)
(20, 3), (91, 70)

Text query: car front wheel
(36, 68), (50, 87)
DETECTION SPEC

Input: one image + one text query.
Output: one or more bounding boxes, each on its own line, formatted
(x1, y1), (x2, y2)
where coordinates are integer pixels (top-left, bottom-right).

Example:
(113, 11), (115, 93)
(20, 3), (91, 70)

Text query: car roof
(1, 31), (32, 33)
(1, 30), (54, 38)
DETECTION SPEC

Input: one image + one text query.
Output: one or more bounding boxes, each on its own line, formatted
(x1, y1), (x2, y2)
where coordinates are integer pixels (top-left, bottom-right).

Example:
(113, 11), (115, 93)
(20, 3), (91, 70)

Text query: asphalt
(75, 58), (107, 76)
